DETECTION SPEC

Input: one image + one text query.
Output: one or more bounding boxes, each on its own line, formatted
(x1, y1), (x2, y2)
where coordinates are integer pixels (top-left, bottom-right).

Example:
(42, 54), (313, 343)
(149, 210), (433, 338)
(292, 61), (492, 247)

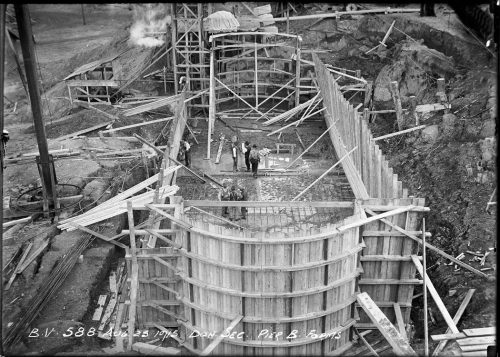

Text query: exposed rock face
(373, 41), (456, 102)
(421, 124), (439, 142)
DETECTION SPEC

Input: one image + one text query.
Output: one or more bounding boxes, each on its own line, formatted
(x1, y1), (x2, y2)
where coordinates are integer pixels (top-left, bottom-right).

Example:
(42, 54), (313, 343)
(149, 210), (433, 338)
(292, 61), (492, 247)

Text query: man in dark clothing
(243, 141), (251, 171)
(218, 181), (231, 217)
(1, 130), (9, 168)
(231, 142), (239, 172)
(229, 185), (242, 220)
(238, 185), (248, 219)
(249, 144), (260, 178)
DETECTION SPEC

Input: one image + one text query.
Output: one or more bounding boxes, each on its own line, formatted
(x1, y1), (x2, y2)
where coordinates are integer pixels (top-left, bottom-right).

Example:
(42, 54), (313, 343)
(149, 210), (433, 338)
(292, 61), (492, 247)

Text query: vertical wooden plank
(127, 201), (139, 350)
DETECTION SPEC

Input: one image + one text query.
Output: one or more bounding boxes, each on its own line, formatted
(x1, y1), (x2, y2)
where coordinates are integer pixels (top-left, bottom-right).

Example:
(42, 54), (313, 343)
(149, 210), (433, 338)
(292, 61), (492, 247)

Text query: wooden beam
(145, 204), (192, 230)
(200, 315), (243, 356)
(273, 7), (420, 22)
(463, 327), (495, 337)
(187, 206), (244, 229)
(356, 292), (417, 356)
(431, 289), (476, 355)
(3, 216), (32, 228)
(411, 255), (459, 334)
(394, 303), (408, 341)
(52, 121), (113, 141)
(294, 128), (306, 150)
(183, 200), (354, 208)
(373, 125), (427, 141)
(101, 117), (173, 134)
(68, 223), (127, 249)
(5, 242), (33, 290)
(364, 209), (491, 279)
(339, 205), (415, 232)
(66, 80), (119, 87)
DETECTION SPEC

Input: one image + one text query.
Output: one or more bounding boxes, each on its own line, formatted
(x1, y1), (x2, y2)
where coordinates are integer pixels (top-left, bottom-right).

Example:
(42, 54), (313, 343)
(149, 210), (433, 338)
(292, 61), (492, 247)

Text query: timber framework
(28, 3), (494, 356)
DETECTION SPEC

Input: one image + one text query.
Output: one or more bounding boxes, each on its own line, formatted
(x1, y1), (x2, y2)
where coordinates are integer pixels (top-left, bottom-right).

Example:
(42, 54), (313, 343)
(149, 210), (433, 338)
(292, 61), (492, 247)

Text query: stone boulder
(421, 125), (439, 142)
(82, 179), (110, 203)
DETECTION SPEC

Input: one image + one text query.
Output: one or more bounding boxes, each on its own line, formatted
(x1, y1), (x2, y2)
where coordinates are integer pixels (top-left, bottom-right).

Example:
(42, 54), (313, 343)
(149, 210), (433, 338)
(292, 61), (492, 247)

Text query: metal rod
(422, 217), (429, 356)
(0, 4), (6, 354)
(15, 4), (55, 204)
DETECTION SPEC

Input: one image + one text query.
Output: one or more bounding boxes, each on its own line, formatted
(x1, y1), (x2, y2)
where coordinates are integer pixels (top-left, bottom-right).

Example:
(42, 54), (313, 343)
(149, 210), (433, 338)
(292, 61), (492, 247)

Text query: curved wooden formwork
(176, 203), (364, 355)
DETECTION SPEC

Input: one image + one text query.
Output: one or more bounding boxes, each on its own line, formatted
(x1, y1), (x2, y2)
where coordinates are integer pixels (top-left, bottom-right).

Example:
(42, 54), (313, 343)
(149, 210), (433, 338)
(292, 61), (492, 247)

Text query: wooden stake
(422, 218), (429, 356)
(127, 201), (139, 350)
(354, 327), (379, 356)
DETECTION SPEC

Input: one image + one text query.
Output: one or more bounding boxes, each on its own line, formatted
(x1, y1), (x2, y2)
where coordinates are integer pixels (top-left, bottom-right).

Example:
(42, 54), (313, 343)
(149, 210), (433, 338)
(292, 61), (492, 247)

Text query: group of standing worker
(232, 140), (260, 178)
(218, 180), (248, 221)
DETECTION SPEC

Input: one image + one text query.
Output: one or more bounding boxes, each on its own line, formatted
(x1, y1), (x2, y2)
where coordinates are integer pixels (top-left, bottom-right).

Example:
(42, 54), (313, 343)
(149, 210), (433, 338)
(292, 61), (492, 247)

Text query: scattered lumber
(5, 242), (33, 290)
(52, 121), (114, 141)
(74, 101), (121, 121)
(3, 215), (32, 228)
(123, 95), (180, 117)
(262, 96), (318, 126)
(16, 239), (50, 274)
(101, 117), (174, 134)
(356, 292), (417, 356)
(364, 209), (491, 279)
(132, 342), (181, 355)
(92, 295), (108, 321)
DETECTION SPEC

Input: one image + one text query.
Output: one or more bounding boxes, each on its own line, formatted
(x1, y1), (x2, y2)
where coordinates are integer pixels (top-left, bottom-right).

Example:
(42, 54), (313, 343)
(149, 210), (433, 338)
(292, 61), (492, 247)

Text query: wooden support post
(127, 201), (139, 350)
(364, 208), (491, 279)
(431, 289), (476, 356)
(389, 81), (404, 130)
(394, 303), (408, 341)
(411, 255), (459, 334)
(294, 37), (302, 108)
(254, 39), (258, 108)
(422, 218), (429, 356)
(207, 39), (215, 160)
(291, 146), (357, 201)
(356, 292), (417, 356)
